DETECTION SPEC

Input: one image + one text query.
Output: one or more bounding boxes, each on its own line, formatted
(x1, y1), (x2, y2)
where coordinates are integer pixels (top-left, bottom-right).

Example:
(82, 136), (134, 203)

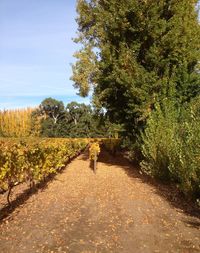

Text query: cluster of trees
(72, 0), (200, 197)
(35, 97), (121, 138)
(0, 98), (121, 138)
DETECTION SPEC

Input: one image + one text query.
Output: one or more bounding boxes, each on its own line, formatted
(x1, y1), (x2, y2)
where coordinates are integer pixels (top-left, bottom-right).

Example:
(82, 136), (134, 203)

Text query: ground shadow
(81, 149), (90, 161)
(89, 160), (96, 174)
(97, 149), (200, 222)
(1, 148), (199, 225)
(0, 151), (83, 223)
(81, 148), (97, 173)
(183, 219), (200, 229)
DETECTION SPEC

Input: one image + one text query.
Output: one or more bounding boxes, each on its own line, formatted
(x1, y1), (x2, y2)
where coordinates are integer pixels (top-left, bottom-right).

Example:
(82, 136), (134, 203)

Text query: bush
(141, 97), (200, 198)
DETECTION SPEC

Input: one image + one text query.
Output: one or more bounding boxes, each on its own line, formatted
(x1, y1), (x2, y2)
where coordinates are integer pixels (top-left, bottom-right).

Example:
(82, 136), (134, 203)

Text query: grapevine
(0, 138), (88, 204)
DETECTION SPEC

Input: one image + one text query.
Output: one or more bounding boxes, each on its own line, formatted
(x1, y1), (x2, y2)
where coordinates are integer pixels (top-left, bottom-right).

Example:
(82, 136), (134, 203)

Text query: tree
(66, 102), (96, 137)
(40, 97), (65, 124)
(38, 98), (66, 137)
(36, 98), (107, 138)
(72, 0), (200, 137)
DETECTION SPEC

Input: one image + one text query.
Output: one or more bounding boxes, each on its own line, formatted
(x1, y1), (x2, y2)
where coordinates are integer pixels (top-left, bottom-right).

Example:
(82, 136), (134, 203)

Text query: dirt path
(0, 150), (199, 253)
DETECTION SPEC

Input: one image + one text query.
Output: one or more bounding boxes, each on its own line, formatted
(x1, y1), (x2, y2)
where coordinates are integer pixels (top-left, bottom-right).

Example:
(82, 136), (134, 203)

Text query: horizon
(0, 95), (91, 111)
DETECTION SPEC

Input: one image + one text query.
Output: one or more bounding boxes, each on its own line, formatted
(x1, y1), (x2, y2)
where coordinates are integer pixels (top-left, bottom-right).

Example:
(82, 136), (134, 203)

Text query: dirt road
(0, 150), (199, 253)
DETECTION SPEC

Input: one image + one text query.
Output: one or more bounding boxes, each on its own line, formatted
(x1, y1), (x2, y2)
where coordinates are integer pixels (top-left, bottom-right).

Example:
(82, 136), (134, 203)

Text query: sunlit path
(0, 150), (199, 253)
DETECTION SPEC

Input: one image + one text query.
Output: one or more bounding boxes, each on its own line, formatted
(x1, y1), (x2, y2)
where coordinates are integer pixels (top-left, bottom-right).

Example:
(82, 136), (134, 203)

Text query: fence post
(94, 151), (97, 173)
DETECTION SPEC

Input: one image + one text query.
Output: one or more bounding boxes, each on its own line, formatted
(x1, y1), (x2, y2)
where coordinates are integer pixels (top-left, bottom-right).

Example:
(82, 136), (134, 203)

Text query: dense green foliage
(141, 97), (200, 198)
(34, 98), (121, 138)
(72, 0), (200, 136)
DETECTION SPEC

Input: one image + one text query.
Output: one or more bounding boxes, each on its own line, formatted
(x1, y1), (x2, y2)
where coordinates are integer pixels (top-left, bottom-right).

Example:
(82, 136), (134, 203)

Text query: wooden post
(94, 151), (97, 173)
(7, 186), (12, 206)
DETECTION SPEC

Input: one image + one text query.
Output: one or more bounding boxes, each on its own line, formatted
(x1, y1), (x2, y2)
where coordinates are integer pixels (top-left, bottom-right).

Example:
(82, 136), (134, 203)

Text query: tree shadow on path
(0, 152), (82, 223)
(0, 175), (54, 223)
(98, 149), (200, 223)
(81, 149), (97, 174)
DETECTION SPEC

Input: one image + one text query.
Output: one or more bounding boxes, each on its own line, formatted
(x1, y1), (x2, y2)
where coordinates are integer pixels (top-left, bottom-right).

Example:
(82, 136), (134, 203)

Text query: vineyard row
(0, 138), (120, 204)
(0, 138), (89, 204)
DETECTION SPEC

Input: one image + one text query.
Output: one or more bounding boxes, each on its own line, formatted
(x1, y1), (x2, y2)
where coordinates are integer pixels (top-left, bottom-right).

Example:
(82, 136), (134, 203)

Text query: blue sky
(0, 0), (90, 109)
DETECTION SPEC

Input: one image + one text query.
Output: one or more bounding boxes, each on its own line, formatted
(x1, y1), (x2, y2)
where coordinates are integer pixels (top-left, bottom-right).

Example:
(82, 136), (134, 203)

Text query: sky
(0, 0), (90, 109)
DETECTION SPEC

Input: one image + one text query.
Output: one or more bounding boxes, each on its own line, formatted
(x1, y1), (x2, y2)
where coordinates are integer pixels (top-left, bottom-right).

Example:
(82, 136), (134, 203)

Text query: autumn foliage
(0, 138), (88, 204)
(0, 108), (35, 137)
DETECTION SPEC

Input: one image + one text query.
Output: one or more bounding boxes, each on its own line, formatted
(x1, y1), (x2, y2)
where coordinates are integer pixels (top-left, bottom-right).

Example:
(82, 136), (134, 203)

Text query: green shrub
(170, 97), (200, 197)
(141, 97), (200, 198)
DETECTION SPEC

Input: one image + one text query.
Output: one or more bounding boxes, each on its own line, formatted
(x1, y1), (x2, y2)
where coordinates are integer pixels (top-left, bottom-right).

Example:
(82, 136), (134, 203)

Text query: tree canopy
(30, 98), (120, 138)
(71, 0), (200, 136)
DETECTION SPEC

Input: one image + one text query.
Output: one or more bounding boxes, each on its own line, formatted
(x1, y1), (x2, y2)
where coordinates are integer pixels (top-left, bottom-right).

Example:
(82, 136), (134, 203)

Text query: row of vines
(0, 137), (121, 204)
(0, 138), (88, 204)
(89, 138), (121, 172)
(89, 138), (121, 160)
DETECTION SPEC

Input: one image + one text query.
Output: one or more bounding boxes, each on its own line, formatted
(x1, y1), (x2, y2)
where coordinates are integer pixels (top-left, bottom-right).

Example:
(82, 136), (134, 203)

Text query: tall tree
(71, 0), (200, 136)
